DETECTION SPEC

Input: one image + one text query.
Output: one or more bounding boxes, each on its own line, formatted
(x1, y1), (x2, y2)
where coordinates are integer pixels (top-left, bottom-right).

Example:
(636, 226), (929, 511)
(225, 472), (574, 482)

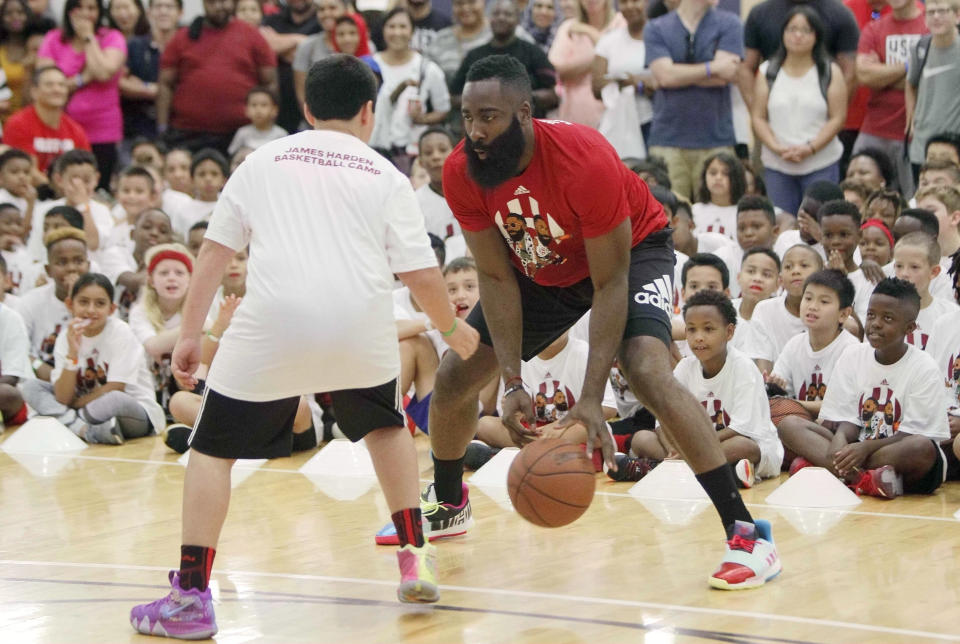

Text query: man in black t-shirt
(738, 0), (859, 111)
(261, 0), (321, 133)
(450, 0), (557, 117)
(409, 0), (452, 52)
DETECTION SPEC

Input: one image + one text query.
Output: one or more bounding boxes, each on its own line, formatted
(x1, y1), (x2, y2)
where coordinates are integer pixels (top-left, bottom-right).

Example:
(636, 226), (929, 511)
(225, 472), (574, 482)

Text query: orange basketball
(769, 397), (814, 428)
(507, 438), (596, 528)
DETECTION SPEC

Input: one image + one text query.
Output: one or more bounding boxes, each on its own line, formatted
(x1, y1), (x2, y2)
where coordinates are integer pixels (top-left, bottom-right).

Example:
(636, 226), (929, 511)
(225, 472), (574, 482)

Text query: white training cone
(628, 459), (708, 501)
(0, 417), (88, 453)
(4, 452), (75, 478)
(298, 439), (378, 501)
(178, 450), (268, 488)
(774, 506), (853, 537)
(635, 497), (710, 526)
(954, 508), (960, 521)
(468, 447), (519, 488)
(765, 467), (862, 508)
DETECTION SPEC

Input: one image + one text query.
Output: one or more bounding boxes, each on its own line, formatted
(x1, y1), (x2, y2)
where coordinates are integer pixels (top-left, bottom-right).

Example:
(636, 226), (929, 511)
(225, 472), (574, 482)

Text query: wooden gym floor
(1, 429), (959, 644)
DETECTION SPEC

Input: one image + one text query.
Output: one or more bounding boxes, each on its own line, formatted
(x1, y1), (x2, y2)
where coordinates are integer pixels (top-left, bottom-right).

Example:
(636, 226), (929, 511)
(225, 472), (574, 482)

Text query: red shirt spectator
(843, 0), (891, 131)
(159, 15), (276, 135)
(3, 67), (91, 172)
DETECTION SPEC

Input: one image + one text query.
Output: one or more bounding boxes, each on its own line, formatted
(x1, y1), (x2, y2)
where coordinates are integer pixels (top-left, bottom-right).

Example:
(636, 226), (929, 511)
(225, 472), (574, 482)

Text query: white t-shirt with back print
(670, 346), (784, 478)
(771, 329), (859, 401)
(819, 343), (949, 442)
(51, 317), (166, 432)
(204, 129), (439, 400)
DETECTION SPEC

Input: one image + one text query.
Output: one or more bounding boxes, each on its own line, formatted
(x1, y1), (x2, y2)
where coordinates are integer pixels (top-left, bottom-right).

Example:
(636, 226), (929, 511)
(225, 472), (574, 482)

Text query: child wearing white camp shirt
(0, 301), (33, 426)
(892, 232), (960, 351)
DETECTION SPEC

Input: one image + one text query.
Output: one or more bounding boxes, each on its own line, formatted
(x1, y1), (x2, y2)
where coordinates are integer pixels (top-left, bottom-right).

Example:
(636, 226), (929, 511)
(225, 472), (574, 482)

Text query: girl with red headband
(129, 243), (194, 420)
(859, 219), (894, 267)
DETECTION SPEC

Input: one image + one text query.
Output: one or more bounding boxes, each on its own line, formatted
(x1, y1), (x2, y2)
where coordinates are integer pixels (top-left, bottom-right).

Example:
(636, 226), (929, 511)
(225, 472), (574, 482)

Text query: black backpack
(765, 57), (832, 100)
(911, 34), (934, 85)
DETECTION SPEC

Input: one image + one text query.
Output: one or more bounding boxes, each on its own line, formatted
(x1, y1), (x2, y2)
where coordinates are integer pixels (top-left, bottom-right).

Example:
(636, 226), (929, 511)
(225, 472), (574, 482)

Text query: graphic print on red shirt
(443, 119), (667, 287)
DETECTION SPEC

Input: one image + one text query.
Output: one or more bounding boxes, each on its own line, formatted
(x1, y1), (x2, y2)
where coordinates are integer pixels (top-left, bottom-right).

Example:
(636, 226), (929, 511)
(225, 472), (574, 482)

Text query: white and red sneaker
(709, 520), (781, 590)
(734, 459), (755, 489)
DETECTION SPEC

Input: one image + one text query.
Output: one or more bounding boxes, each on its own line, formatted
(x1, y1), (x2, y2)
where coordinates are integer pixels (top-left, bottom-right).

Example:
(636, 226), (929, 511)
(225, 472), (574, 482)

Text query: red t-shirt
(2, 105), (91, 172)
(161, 19), (276, 134)
(843, 0), (892, 130)
(858, 13), (928, 140)
(443, 119), (667, 288)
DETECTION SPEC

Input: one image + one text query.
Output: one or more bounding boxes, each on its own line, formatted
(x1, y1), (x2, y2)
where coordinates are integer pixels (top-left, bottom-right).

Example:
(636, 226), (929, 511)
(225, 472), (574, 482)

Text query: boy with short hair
(915, 186), (960, 303)
(924, 259), (960, 481)
(779, 278), (949, 498)
(925, 132), (960, 165)
(615, 290), (784, 488)
(819, 199), (876, 322)
(0, 254), (33, 429)
(769, 269), (859, 420)
(917, 159), (960, 192)
(169, 149), (228, 238)
(731, 247), (780, 352)
(716, 195), (778, 298)
(17, 228), (90, 381)
(0, 202), (42, 294)
(0, 149), (37, 233)
(892, 231), (959, 349)
(227, 87), (288, 155)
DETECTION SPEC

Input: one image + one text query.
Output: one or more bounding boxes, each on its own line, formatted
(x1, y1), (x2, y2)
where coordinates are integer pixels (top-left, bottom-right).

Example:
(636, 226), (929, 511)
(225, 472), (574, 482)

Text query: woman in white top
(370, 8), (451, 174)
(752, 7), (846, 217)
(591, 0), (654, 159)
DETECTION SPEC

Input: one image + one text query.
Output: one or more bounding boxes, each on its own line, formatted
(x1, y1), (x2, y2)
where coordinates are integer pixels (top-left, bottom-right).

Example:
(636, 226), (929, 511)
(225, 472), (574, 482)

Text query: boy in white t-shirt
(730, 248), (780, 353)
(615, 290), (784, 486)
(227, 88), (288, 156)
(0, 203), (42, 294)
(131, 57), (480, 637)
(169, 150), (227, 238)
(915, 186), (960, 302)
(819, 200), (875, 324)
(0, 149), (36, 239)
(893, 232), (959, 351)
(0, 290), (33, 429)
(670, 252), (730, 358)
(924, 262), (960, 482)
(747, 244), (824, 373)
(716, 196), (779, 298)
(414, 128), (461, 243)
(779, 278), (949, 498)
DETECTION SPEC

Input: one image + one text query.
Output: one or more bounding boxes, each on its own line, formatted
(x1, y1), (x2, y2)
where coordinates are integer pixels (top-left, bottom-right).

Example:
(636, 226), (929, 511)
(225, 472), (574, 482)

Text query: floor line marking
(1, 560), (958, 642)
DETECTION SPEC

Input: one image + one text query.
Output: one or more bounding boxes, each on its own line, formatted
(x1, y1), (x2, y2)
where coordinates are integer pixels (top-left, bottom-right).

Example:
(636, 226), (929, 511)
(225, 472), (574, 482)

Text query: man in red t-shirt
(157, 0), (277, 154)
(3, 66), (91, 174)
(854, 0), (928, 196)
(378, 55), (782, 590)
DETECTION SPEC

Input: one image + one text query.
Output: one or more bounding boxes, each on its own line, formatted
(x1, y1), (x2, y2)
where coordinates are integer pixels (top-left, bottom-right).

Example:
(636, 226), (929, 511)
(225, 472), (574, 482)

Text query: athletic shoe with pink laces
(130, 571), (217, 640)
(849, 465), (903, 499)
(397, 543), (439, 603)
(709, 520), (781, 590)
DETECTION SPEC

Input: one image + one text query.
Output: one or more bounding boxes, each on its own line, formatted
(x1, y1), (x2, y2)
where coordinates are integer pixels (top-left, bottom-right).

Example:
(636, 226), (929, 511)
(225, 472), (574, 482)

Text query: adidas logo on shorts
(633, 275), (673, 315)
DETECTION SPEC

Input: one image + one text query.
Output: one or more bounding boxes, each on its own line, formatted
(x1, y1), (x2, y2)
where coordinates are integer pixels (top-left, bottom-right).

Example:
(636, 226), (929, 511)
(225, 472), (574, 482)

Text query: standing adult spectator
(906, 0), (960, 181)
(0, 0), (38, 120)
(119, 0), (182, 147)
(292, 0), (347, 109)
(369, 7), (449, 172)
(3, 65), (91, 173)
(523, 0), (561, 53)
(548, 0), (621, 128)
(157, 0), (277, 155)
(107, 0), (150, 38)
(408, 0), (451, 52)
(739, 0), (858, 119)
(644, 0), (742, 200)
(37, 0), (127, 191)
(260, 0), (319, 134)
(450, 0), (557, 117)
(752, 7), (846, 216)
(592, 0), (653, 157)
(426, 0), (489, 86)
(854, 0), (926, 197)
(841, 0), (891, 166)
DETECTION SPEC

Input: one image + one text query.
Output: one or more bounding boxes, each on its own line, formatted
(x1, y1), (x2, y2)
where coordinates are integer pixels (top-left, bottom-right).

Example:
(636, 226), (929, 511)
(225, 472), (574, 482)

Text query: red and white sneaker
(849, 465), (903, 499)
(734, 459), (755, 489)
(709, 520), (781, 590)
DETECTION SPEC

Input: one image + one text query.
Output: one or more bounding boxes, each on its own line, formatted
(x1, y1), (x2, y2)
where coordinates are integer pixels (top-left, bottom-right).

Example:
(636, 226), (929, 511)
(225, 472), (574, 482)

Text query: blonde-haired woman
(548, 0), (623, 127)
(128, 242), (193, 418)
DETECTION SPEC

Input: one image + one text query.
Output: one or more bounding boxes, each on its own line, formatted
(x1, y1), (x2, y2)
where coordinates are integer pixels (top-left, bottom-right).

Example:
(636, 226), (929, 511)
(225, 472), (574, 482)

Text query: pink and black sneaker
(130, 571), (217, 640)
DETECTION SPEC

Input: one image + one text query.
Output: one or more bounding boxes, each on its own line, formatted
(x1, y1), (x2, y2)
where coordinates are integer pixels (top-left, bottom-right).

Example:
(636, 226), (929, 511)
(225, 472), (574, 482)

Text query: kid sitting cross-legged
(778, 278), (949, 497)
(614, 290), (784, 486)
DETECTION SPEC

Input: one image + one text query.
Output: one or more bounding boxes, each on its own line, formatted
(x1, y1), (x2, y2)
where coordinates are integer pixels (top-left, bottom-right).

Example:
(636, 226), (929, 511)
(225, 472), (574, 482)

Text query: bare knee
(432, 344), (497, 403)
(619, 337), (674, 409)
(170, 391), (201, 425)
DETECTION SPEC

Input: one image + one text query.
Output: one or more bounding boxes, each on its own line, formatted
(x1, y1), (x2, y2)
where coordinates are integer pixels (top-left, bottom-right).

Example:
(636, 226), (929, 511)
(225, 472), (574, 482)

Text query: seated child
(671, 253), (729, 358)
(840, 179), (869, 214)
(715, 196), (779, 298)
(768, 269), (859, 422)
(0, 279), (33, 428)
(916, 159), (960, 193)
(779, 278), (948, 497)
(614, 290), (784, 486)
(746, 244), (824, 373)
(163, 148), (192, 196)
(130, 138), (165, 173)
(819, 199), (874, 320)
(862, 188), (904, 231)
(0, 202), (42, 294)
(186, 220), (207, 258)
(227, 87), (287, 155)
(858, 219), (893, 267)
(915, 186), (960, 301)
(114, 209), (176, 320)
(691, 152), (745, 241)
(730, 248), (780, 352)
(170, 149), (227, 238)
(892, 232), (958, 351)
(415, 128), (460, 241)
(18, 228), (90, 381)
(925, 259), (960, 482)
(0, 148), (37, 233)
(21, 272), (166, 444)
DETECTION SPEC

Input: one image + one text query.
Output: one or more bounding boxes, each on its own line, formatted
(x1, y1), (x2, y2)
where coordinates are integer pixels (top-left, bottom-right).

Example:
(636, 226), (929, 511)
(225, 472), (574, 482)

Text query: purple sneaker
(130, 571), (217, 640)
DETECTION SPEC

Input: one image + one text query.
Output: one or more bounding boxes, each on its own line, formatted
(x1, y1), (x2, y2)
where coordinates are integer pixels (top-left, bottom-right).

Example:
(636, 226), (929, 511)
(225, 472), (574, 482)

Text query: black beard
(463, 116), (525, 189)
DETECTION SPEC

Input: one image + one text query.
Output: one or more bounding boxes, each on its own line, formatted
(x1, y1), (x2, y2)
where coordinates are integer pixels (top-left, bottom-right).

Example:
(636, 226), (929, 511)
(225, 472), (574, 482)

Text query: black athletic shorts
(465, 227), (675, 361)
(189, 380), (404, 459)
(904, 439), (948, 495)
